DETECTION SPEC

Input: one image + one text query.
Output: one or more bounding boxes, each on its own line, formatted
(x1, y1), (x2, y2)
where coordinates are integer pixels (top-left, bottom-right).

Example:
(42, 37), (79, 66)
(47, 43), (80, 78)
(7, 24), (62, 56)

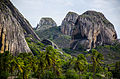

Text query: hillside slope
(0, 0), (40, 55)
(35, 27), (71, 48)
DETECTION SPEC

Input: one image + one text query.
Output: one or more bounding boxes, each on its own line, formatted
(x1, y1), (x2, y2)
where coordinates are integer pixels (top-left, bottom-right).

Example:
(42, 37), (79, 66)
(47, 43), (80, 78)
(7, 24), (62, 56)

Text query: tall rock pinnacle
(61, 12), (79, 35)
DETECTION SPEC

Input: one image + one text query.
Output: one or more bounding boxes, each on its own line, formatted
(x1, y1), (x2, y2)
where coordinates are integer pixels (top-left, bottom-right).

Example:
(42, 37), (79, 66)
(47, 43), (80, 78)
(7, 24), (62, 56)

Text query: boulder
(70, 10), (117, 50)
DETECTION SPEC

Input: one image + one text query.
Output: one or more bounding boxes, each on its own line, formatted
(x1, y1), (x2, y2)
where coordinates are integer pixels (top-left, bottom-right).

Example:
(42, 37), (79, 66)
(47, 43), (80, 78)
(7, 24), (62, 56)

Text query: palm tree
(44, 46), (56, 68)
(91, 49), (104, 79)
(36, 52), (46, 79)
(43, 46), (60, 78)
(15, 53), (33, 79)
(74, 54), (88, 79)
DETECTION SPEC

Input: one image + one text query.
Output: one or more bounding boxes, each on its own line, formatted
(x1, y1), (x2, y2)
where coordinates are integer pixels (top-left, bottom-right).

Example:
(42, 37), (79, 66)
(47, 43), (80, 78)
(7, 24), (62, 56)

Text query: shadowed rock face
(61, 12), (79, 36)
(36, 17), (57, 31)
(0, 0), (40, 55)
(70, 11), (117, 50)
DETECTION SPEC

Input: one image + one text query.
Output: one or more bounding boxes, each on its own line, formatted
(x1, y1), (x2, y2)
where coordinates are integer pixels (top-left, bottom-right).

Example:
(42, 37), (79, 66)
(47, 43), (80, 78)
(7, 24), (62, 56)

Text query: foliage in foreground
(0, 48), (120, 79)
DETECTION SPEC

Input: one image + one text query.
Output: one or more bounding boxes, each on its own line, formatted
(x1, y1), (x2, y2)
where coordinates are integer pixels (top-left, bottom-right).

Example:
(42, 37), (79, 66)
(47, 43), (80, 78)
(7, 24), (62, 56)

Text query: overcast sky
(10, 0), (120, 38)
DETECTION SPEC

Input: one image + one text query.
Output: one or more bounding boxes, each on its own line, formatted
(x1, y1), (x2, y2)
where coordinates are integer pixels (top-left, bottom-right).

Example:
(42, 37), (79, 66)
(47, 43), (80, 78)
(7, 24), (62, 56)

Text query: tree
(44, 46), (56, 68)
(0, 51), (11, 79)
(74, 54), (88, 79)
(65, 69), (79, 79)
(35, 52), (46, 79)
(9, 56), (18, 79)
(43, 45), (62, 78)
(91, 49), (104, 79)
(15, 53), (33, 79)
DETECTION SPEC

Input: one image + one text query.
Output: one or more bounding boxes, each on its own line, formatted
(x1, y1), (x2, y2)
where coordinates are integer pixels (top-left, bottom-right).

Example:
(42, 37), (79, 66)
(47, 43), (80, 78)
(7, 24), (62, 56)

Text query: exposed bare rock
(36, 17), (57, 31)
(0, 0), (40, 55)
(61, 12), (79, 35)
(41, 39), (58, 49)
(70, 11), (117, 50)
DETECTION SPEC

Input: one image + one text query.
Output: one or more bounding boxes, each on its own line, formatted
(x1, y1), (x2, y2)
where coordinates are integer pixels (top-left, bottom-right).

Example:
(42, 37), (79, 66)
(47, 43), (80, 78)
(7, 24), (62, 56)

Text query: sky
(10, 0), (120, 38)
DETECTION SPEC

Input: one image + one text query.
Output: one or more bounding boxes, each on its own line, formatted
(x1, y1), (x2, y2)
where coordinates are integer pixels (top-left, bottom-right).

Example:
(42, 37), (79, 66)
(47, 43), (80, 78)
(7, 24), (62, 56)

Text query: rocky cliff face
(36, 17), (57, 31)
(70, 11), (117, 50)
(0, 0), (40, 55)
(61, 12), (79, 35)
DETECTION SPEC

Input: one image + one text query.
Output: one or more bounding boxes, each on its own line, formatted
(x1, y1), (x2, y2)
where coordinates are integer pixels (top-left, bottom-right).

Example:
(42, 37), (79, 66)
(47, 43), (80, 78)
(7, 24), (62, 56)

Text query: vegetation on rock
(35, 27), (71, 48)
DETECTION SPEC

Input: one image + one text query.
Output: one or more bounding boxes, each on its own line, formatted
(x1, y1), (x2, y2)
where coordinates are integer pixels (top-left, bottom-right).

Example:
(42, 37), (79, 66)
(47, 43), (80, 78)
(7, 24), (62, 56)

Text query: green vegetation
(35, 27), (71, 48)
(112, 61), (120, 78)
(1, 48), (119, 79)
(64, 42), (120, 64)
(96, 43), (120, 64)
(96, 42), (120, 54)
(63, 48), (77, 54)
(0, 46), (71, 79)
(0, 34), (120, 79)
(35, 27), (61, 40)
(25, 35), (45, 55)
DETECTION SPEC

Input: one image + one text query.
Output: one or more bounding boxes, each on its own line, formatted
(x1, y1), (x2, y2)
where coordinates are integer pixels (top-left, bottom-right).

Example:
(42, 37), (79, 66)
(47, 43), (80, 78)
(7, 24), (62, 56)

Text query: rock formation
(41, 39), (58, 49)
(36, 17), (57, 31)
(61, 12), (79, 35)
(0, 0), (40, 55)
(70, 11), (117, 50)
